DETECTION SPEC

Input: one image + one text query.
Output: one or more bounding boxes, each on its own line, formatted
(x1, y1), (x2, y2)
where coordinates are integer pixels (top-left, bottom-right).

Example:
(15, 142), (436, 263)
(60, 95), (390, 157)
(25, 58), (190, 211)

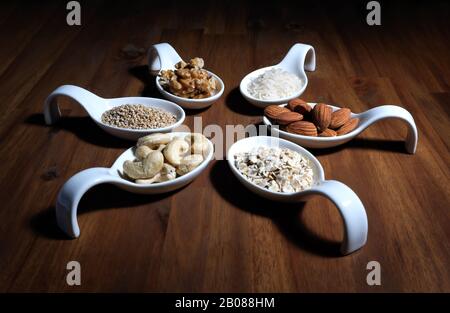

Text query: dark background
(0, 0), (449, 292)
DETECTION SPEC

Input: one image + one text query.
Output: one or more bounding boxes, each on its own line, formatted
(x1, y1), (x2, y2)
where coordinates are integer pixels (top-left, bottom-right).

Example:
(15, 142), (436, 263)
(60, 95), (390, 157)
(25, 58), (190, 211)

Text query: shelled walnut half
(159, 58), (218, 99)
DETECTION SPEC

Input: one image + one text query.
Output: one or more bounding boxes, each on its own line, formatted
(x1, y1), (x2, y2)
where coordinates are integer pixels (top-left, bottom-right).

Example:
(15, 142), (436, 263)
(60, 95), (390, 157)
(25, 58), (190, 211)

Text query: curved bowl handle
(359, 105), (418, 154)
(56, 167), (120, 238)
(43, 85), (104, 125)
(309, 180), (368, 255)
(278, 43), (316, 76)
(148, 43), (183, 75)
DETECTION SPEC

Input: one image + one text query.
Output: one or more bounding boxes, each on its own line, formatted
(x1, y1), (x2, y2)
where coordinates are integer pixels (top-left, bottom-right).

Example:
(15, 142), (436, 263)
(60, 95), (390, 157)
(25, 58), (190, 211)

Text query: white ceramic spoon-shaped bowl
(149, 43), (225, 110)
(263, 103), (418, 153)
(56, 132), (214, 238)
(240, 43), (316, 108)
(227, 136), (368, 255)
(43, 85), (186, 141)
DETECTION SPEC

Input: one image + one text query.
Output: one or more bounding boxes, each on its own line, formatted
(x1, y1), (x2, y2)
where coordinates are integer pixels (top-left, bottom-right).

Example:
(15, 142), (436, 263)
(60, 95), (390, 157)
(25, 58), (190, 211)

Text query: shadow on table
(225, 87), (262, 117)
(128, 65), (211, 116)
(210, 161), (342, 257)
(30, 184), (178, 240)
(128, 64), (160, 98)
(24, 113), (131, 149)
(310, 138), (407, 156)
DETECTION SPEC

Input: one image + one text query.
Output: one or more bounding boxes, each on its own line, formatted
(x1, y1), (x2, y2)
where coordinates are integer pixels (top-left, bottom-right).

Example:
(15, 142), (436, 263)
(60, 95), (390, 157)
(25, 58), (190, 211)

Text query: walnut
(189, 57), (204, 69)
(208, 77), (216, 90)
(169, 79), (182, 91)
(180, 78), (195, 88)
(175, 68), (191, 79)
(191, 69), (208, 79)
(194, 79), (210, 92)
(175, 60), (188, 69)
(158, 70), (173, 85)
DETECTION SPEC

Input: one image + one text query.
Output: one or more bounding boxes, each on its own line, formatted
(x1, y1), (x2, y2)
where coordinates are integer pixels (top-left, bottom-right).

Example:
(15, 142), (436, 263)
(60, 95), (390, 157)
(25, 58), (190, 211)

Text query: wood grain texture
(0, 0), (449, 292)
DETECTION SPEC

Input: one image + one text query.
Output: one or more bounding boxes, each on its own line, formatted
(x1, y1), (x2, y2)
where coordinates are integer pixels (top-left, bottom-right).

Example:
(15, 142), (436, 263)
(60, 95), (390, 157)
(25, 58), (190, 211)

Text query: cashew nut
(155, 144), (166, 152)
(123, 150), (164, 179)
(135, 144), (166, 160)
(159, 163), (176, 181)
(185, 133), (209, 156)
(135, 145), (152, 160)
(176, 154), (204, 176)
(163, 138), (190, 166)
(135, 163), (176, 184)
(123, 160), (148, 179)
(137, 133), (172, 149)
(143, 150), (164, 177)
(135, 173), (162, 184)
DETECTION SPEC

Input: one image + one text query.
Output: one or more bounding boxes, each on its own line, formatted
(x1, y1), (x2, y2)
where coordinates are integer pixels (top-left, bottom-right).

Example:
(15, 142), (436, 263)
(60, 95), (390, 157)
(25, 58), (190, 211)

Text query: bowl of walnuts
(149, 43), (224, 110)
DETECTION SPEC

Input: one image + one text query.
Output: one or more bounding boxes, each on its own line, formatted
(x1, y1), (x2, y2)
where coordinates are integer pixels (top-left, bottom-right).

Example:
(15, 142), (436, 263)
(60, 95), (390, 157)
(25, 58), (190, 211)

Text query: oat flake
(234, 146), (314, 193)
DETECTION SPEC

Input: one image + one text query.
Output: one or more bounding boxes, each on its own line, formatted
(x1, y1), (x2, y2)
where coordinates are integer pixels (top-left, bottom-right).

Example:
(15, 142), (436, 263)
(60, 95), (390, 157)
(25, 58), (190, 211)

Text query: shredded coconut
(247, 68), (302, 100)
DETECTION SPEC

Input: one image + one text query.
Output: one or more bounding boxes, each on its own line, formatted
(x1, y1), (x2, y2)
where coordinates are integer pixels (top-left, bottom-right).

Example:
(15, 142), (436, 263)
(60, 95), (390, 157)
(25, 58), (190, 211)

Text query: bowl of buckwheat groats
(98, 97), (185, 140)
(44, 85), (186, 141)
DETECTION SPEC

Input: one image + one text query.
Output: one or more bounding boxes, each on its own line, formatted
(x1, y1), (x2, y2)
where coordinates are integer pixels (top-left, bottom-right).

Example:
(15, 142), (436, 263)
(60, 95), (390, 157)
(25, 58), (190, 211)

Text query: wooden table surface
(0, 0), (449, 292)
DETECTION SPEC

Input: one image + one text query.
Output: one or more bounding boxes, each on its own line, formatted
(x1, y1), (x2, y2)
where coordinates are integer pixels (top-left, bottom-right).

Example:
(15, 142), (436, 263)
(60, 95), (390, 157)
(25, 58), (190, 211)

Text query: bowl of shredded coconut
(239, 43), (316, 108)
(240, 66), (306, 108)
(247, 68), (303, 101)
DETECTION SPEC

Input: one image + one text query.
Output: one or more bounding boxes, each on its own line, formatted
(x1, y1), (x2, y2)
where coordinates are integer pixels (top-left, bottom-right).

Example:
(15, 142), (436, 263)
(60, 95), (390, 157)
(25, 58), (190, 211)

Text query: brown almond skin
(264, 105), (291, 120)
(337, 118), (359, 135)
(275, 112), (303, 125)
(312, 103), (332, 131)
(286, 121), (318, 136)
(288, 98), (311, 114)
(318, 128), (337, 137)
(330, 108), (351, 129)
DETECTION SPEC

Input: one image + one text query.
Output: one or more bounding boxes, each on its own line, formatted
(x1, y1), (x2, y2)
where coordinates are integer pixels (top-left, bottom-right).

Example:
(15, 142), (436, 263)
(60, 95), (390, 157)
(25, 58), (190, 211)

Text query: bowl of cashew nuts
(55, 132), (214, 238)
(121, 132), (211, 184)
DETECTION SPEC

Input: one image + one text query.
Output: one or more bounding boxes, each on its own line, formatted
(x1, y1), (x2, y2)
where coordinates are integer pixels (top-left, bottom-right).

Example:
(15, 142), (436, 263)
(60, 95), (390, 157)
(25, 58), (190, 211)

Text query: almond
(275, 112), (303, 125)
(286, 121), (318, 136)
(337, 118), (359, 135)
(264, 105), (291, 120)
(318, 128), (337, 137)
(312, 103), (332, 131)
(330, 108), (351, 129)
(288, 98), (312, 114)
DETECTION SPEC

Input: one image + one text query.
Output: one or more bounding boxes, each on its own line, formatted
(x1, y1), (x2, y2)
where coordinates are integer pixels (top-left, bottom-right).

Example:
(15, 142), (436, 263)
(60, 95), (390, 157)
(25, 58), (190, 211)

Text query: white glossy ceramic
(43, 85), (186, 141)
(263, 103), (418, 153)
(239, 43), (316, 108)
(56, 132), (214, 238)
(149, 43), (225, 110)
(227, 136), (368, 255)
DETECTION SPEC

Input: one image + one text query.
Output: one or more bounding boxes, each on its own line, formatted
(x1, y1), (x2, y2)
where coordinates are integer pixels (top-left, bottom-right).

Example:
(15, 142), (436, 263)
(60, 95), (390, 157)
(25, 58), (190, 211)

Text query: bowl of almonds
(262, 98), (418, 152)
(263, 99), (359, 148)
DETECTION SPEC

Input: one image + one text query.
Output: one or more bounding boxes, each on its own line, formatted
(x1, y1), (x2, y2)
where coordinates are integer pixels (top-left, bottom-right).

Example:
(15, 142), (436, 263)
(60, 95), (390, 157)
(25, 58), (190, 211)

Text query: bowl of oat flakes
(227, 136), (369, 255)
